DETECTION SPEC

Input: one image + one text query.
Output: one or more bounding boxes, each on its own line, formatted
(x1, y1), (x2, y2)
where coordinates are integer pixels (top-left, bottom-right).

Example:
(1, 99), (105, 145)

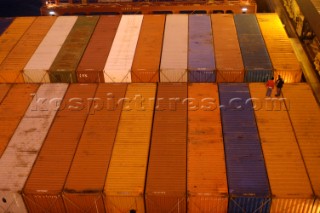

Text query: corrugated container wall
(249, 83), (314, 213)
(0, 84), (68, 213)
(103, 15), (143, 83)
(0, 17), (55, 83)
(0, 17), (14, 36)
(131, 15), (165, 83)
(187, 83), (228, 212)
(188, 15), (215, 82)
(256, 14), (302, 83)
(49, 16), (99, 83)
(0, 84), (11, 103)
(283, 84), (320, 212)
(218, 83), (271, 213)
(234, 14), (273, 82)
(63, 83), (127, 213)
(76, 16), (121, 83)
(145, 83), (187, 213)
(23, 84), (97, 213)
(211, 14), (244, 82)
(104, 83), (156, 213)
(23, 16), (78, 83)
(0, 84), (39, 157)
(160, 15), (188, 82)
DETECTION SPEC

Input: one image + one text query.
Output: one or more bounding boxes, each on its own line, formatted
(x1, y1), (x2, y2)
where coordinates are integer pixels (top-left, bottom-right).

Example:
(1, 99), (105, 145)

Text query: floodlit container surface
(0, 84), (68, 213)
(256, 14), (302, 83)
(145, 83), (187, 213)
(0, 84), (11, 103)
(23, 16), (78, 83)
(187, 83), (228, 212)
(211, 14), (244, 83)
(313, 199), (320, 213)
(131, 15), (165, 83)
(76, 16), (121, 83)
(188, 15), (215, 83)
(63, 84), (127, 213)
(283, 84), (320, 205)
(0, 17), (35, 65)
(234, 14), (273, 82)
(49, 16), (99, 83)
(0, 17), (55, 83)
(0, 84), (39, 157)
(23, 84), (97, 213)
(249, 83), (314, 213)
(104, 15), (143, 83)
(218, 83), (271, 213)
(105, 83), (156, 213)
(0, 17), (14, 36)
(160, 15), (188, 82)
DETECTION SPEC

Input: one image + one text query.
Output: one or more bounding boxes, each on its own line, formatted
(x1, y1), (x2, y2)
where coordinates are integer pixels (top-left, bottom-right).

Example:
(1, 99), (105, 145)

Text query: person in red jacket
(265, 77), (275, 97)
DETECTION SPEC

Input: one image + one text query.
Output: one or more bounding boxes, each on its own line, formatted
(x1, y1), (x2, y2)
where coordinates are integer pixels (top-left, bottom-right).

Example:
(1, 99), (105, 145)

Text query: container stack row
(0, 82), (319, 213)
(0, 14), (302, 84)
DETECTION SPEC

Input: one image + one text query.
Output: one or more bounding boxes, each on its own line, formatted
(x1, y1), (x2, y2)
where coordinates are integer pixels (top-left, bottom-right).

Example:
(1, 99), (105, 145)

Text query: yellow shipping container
(104, 83), (156, 213)
(249, 83), (314, 213)
(0, 16), (56, 83)
(256, 13), (302, 83)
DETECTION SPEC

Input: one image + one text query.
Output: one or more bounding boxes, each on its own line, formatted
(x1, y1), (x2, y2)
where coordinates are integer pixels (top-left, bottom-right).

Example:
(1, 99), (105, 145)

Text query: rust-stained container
(283, 83), (320, 212)
(187, 83), (228, 212)
(0, 84), (39, 157)
(0, 16), (56, 83)
(104, 83), (156, 213)
(76, 16), (121, 83)
(131, 15), (165, 83)
(49, 16), (99, 83)
(256, 14), (302, 83)
(145, 83), (187, 212)
(0, 84), (68, 213)
(249, 83), (314, 213)
(63, 83), (127, 213)
(211, 14), (244, 82)
(23, 84), (98, 213)
(0, 84), (11, 104)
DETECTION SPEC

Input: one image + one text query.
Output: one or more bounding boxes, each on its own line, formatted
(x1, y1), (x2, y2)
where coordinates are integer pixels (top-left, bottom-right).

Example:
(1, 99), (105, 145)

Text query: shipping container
(256, 14), (302, 83)
(211, 14), (244, 82)
(313, 199), (320, 213)
(49, 16), (99, 83)
(249, 83), (314, 213)
(63, 83), (127, 213)
(0, 84), (11, 104)
(188, 15), (215, 82)
(282, 84), (320, 213)
(145, 83), (187, 213)
(0, 16), (56, 83)
(76, 16), (121, 83)
(218, 83), (271, 213)
(0, 84), (68, 213)
(187, 83), (228, 212)
(23, 16), (78, 83)
(0, 84), (39, 157)
(131, 15), (165, 83)
(23, 84), (98, 213)
(104, 15), (143, 83)
(234, 14), (273, 82)
(104, 83), (156, 213)
(0, 17), (14, 36)
(0, 17), (35, 65)
(160, 15), (188, 82)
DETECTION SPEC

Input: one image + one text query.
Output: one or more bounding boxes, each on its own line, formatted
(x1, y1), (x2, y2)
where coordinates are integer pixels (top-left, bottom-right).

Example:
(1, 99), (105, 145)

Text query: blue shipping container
(218, 83), (271, 213)
(0, 17), (14, 36)
(188, 15), (215, 82)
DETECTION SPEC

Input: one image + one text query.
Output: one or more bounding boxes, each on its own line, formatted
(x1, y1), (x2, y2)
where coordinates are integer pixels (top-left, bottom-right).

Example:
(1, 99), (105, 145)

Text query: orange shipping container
(0, 16), (56, 83)
(145, 83), (187, 213)
(249, 83), (314, 213)
(63, 83), (127, 213)
(23, 84), (98, 213)
(104, 83), (156, 213)
(0, 84), (11, 103)
(131, 15), (165, 82)
(187, 83), (228, 212)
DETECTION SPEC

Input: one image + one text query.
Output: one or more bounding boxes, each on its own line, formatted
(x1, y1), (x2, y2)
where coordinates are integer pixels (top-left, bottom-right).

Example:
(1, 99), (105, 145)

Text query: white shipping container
(23, 16), (78, 83)
(160, 14), (188, 82)
(0, 84), (68, 213)
(104, 15), (143, 83)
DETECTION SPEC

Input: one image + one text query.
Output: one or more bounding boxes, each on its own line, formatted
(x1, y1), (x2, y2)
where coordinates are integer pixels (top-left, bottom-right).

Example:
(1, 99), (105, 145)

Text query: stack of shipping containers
(0, 17), (14, 36)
